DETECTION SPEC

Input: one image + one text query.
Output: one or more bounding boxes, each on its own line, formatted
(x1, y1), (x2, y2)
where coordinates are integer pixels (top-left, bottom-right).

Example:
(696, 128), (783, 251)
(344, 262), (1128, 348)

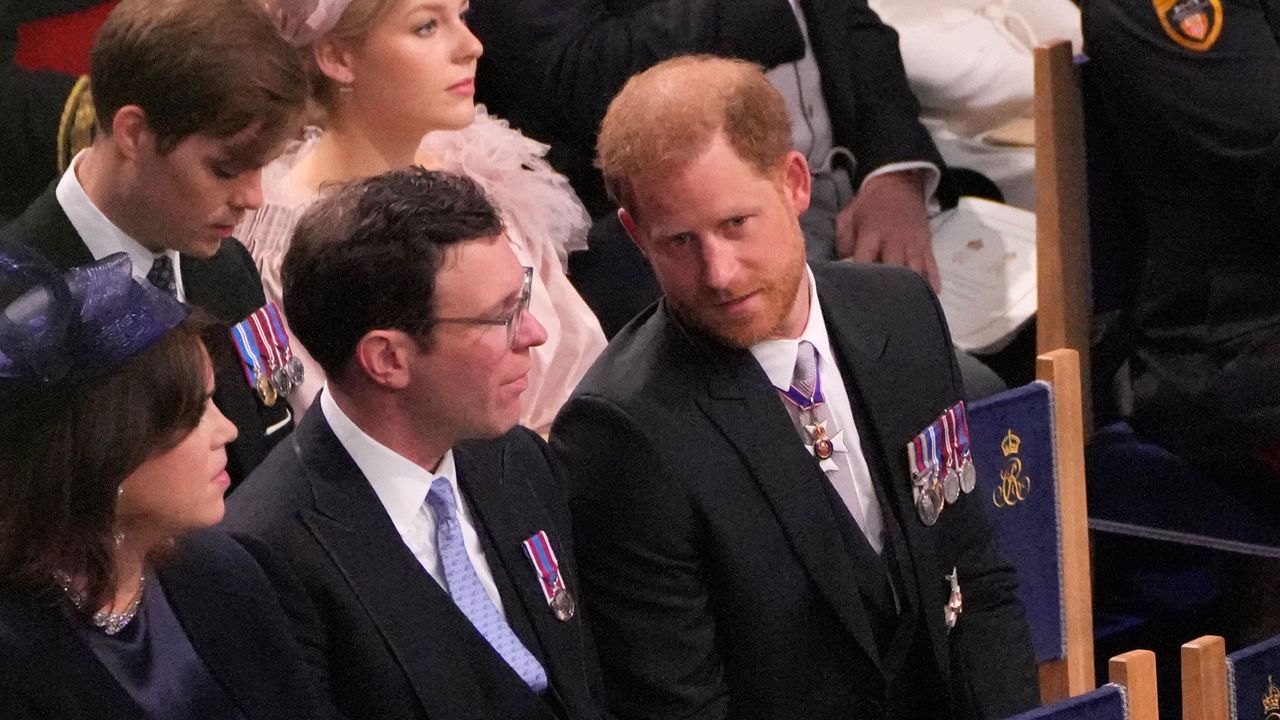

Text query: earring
(338, 83), (354, 97)
(113, 485), (124, 546)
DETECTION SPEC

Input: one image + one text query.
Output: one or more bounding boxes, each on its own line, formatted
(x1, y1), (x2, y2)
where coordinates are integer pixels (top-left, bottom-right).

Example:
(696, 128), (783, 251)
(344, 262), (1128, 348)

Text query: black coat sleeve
(551, 396), (730, 720)
(812, 0), (944, 184)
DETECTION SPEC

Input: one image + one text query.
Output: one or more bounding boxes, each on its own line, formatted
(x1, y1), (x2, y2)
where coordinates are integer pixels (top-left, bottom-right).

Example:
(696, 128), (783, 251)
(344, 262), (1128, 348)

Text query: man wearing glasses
(223, 168), (610, 720)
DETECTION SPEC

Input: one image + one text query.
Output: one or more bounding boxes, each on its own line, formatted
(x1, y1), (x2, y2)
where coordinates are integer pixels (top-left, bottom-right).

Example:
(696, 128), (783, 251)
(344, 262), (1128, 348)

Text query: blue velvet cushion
(1003, 684), (1128, 720)
(969, 382), (1064, 664)
(1228, 634), (1280, 720)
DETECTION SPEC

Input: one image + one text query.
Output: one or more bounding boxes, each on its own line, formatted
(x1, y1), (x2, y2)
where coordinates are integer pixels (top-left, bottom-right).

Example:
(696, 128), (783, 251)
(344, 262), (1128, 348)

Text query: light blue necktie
(426, 477), (548, 693)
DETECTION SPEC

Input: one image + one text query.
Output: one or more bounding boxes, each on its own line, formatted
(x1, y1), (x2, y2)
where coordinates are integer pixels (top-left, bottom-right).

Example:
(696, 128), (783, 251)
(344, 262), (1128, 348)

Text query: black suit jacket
(221, 405), (608, 720)
(551, 262), (1036, 720)
(0, 529), (330, 720)
(470, 0), (942, 218)
(0, 184), (293, 485)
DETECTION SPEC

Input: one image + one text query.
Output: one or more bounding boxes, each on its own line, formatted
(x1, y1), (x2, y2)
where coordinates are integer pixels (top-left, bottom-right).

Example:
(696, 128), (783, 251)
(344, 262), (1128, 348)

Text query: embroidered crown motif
(1000, 429), (1022, 458)
(1263, 675), (1280, 714)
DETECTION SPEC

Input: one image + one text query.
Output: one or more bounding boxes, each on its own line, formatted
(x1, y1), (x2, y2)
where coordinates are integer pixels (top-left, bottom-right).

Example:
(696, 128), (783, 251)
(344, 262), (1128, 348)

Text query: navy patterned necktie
(426, 477), (549, 692)
(146, 255), (177, 298)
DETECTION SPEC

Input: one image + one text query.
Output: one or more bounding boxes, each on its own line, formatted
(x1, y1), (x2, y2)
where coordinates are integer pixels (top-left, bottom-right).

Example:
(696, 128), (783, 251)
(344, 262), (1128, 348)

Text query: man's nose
(230, 169), (264, 211)
(699, 236), (740, 290)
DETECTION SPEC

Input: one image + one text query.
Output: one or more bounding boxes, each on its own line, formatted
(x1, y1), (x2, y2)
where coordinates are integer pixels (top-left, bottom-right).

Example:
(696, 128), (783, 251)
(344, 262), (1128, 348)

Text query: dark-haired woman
(0, 250), (335, 720)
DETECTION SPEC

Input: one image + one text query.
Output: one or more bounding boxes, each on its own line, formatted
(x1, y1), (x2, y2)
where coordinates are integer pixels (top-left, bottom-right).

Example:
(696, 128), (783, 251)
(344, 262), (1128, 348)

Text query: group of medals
(230, 303), (305, 407)
(906, 402), (977, 526)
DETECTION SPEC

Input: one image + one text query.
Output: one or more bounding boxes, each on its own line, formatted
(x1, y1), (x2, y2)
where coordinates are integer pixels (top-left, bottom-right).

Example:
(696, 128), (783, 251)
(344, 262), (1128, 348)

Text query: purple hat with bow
(0, 243), (188, 388)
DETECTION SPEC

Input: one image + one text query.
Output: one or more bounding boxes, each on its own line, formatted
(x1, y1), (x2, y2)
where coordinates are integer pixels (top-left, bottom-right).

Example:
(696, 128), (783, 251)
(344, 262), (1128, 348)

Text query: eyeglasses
(432, 266), (534, 349)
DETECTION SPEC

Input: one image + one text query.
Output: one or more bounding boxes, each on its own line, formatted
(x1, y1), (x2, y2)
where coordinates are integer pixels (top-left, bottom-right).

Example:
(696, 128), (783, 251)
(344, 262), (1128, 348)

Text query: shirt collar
(319, 385), (458, 535)
(55, 151), (183, 296)
(748, 265), (835, 390)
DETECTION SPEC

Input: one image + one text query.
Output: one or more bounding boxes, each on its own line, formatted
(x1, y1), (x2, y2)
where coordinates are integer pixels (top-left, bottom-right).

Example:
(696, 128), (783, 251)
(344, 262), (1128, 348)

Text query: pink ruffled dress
(235, 107), (606, 435)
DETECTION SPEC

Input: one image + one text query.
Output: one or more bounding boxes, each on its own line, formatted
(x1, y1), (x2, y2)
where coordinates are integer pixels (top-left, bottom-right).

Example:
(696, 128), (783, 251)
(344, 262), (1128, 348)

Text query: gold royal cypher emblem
(992, 429), (1031, 509)
(1263, 674), (1280, 720)
(1153, 0), (1223, 52)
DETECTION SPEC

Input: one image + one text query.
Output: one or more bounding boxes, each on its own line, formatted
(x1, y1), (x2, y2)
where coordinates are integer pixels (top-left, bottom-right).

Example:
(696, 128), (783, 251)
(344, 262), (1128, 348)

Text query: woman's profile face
(115, 357), (238, 542)
(343, 0), (482, 135)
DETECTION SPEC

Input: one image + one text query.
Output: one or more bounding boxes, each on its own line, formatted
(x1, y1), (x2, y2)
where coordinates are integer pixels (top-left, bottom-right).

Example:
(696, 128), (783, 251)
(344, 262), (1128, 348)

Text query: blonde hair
(307, 0), (398, 114)
(596, 55), (792, 215)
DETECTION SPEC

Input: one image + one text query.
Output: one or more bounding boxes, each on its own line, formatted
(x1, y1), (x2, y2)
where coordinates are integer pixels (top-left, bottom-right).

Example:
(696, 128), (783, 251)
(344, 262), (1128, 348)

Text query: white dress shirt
(749, 267), (886, 553)
(320, 387), (507, 616)
(55, 152), (186, 302)
(765, 0), (941, 204)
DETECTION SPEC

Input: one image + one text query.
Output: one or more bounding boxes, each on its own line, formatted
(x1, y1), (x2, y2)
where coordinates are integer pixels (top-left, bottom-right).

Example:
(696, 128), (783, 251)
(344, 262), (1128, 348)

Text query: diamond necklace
(53, 570), (146, 635)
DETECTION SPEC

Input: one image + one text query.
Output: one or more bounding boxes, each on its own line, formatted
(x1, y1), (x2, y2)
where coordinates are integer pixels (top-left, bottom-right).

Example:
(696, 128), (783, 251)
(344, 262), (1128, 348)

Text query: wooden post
(1110, 650), (1159, 720)
(1182, 636), (1228, 720)
(1034, 39), (1093, 436)
(1036, 349), (1095, 702)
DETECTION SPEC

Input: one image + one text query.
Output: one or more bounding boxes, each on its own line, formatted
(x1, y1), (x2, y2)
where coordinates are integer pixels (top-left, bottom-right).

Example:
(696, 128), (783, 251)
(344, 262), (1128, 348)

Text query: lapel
(180, 243), (258, 323)
(675, 307), (885, 677)
(158, 552), (290, 720)
(293, 409), (552, 719)
(814, 271), (952, 683)
(0, 592), (145, 719)
(8, 184), (95, 269)
(454, 439), (585, 711)
(292, 409), (503, 719)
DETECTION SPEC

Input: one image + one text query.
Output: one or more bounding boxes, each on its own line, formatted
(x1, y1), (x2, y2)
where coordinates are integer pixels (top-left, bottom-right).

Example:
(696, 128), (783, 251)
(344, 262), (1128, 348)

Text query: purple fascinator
(0, 246), (188, 386)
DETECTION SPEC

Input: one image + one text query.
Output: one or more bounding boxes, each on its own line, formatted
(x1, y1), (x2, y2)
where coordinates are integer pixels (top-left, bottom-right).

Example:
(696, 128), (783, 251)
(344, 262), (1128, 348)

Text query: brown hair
(91, 0), (309, 154)
(283, 167), (504, 378)
(0, 318), (210, 609)
(596, 55), (793, 216)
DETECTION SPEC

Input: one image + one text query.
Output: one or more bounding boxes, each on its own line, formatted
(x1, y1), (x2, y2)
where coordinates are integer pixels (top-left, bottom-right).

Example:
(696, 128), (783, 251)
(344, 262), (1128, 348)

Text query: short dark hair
(0, 318), (209, 609)
(91, 0), (308, 153)
(283, 167), (505, 378)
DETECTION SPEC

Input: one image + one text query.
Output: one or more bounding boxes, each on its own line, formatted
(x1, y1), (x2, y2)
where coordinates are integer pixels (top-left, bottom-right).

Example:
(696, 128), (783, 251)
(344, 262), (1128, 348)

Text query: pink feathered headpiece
(263, 0), (354, 46)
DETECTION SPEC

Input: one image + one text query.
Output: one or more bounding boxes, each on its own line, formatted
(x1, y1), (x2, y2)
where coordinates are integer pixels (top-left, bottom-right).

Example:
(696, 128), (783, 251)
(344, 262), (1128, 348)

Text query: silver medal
(286, 355), (305, 385)
(942, 467), (960, 504)
(271, 364), (294, 397)
(915, 474), (942, 526)
(551, 587), (575, 622)
(960, 458), (977, 494)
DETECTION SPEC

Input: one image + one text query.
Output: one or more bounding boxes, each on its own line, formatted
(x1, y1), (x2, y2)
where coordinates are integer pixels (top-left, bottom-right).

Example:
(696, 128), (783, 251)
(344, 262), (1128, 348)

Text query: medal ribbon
(909, 435), (926, 479)
(941, 408), (958, 473)
(229, 319), (266, 388)
(955, 401), (972, 462)
(926, 425), (940, 478)
(263, 303), (296, 362)
(521, 531), (565, 604)
(248, 308), (283, 375)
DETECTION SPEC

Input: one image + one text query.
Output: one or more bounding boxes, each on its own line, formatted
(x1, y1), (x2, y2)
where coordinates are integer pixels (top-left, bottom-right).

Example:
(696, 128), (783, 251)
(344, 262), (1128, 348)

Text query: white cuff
(861, 162), (942, 216)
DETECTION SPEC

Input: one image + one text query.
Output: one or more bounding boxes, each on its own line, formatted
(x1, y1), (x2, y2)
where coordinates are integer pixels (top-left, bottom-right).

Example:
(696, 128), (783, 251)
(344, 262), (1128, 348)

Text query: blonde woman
(238, 0), (605, 434)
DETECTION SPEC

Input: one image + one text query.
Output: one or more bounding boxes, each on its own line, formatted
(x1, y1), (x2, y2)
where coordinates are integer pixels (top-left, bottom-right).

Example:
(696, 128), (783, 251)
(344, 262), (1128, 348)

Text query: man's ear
(618, 207), (647, 256)
(779, 150), (812, 217)
(312, 35), (357, 86)
(353, 330), (414, 390)
(110, 105), (151, 162)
